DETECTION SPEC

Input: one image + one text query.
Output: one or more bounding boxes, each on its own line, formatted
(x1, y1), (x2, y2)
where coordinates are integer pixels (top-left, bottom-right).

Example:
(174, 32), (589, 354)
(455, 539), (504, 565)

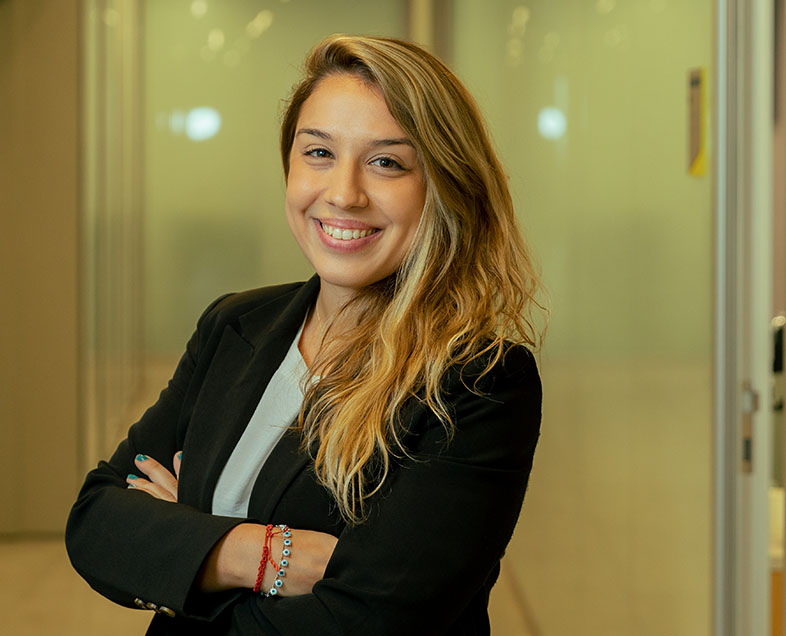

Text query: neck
(299, 278), (357, 365)
(314, 279), (357, 320)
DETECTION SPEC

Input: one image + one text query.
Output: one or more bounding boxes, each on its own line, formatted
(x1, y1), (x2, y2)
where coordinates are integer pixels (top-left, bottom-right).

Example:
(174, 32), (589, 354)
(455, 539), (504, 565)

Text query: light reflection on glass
(208, 28), (225, 51)
(156, 108), (222, 141)
(190, 0), (207, 19)
(511, 5), (531, 33)
(538, 107), (567, 140)
(507, 6), (530, 67)
(185, 107), (222, 141)
(247, 10), (274, 38)
(169, 110), (186, 134)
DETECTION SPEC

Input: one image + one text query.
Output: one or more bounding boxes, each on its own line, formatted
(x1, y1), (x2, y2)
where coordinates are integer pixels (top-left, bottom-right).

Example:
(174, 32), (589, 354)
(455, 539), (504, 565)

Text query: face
(285, 73), (427, 300)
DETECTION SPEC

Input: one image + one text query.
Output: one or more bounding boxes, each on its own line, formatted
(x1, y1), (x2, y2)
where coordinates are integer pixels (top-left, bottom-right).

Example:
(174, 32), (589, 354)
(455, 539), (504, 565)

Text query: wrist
(252, 524), (292, 596)
(233, 523), (268, 589)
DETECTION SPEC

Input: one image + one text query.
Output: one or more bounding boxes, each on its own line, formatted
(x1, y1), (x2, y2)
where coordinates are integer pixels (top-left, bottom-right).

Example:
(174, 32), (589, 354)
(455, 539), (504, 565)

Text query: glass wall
(451, 1), (713, 634)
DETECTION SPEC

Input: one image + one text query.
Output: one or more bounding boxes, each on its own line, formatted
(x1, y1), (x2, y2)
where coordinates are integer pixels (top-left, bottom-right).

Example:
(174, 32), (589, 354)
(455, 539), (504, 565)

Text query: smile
(319, 221), (380, 241)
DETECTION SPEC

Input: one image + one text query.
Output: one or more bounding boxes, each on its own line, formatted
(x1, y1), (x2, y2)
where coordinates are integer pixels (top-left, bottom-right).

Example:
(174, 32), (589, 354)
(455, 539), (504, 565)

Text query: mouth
(319, 220), (380, 241)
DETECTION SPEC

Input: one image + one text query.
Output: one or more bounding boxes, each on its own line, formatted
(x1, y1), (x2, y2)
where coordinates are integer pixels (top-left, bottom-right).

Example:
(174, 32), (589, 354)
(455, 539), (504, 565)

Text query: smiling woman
(285, 74), (426, 311)
(66, 35), (544, 636)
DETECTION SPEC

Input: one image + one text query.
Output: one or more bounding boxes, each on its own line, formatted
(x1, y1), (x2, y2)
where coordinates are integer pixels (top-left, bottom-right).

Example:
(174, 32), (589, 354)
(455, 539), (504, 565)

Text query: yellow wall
(0, 0), (80, 533)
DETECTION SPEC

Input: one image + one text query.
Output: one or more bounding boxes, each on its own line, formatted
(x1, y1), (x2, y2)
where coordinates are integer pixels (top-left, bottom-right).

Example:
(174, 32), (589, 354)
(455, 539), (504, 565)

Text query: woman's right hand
(196, 523), (338, 596)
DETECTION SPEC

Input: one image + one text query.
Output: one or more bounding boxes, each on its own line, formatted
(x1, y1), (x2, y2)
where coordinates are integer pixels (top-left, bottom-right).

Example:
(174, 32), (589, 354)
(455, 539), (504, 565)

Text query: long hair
(281, 35), (544, 524)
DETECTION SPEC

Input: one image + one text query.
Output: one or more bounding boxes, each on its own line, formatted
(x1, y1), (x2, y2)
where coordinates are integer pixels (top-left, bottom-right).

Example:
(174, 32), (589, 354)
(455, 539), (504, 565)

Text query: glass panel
(451, 2), (713, 634)
(143, 0), (408, 357)
(81, 0), (145, 470)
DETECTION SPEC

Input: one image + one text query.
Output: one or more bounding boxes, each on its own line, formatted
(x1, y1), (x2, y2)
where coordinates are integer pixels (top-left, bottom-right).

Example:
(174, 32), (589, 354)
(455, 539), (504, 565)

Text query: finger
(134, 454), (178, 500)
(173, 450), (182, 480)
(126, 473), (177, 502)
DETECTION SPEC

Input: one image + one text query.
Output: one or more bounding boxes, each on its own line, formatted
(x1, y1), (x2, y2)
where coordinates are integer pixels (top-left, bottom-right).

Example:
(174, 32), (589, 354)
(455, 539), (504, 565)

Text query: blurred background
(0, 0), (782, 634)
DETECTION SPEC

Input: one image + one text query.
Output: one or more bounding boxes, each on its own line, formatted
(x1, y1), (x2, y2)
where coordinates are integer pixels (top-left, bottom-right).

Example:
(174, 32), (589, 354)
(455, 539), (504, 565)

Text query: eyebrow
(296, 128), (414, 148)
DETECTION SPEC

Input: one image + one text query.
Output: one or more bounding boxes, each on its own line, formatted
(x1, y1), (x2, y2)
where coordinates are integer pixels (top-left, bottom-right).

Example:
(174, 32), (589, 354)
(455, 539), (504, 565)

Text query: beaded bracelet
(266, 525), (292, 597)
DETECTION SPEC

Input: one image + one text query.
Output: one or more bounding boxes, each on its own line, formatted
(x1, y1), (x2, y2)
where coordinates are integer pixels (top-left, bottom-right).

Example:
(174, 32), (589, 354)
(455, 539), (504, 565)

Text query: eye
(305, 147), (332, 159)
(370, 156), (404, 170)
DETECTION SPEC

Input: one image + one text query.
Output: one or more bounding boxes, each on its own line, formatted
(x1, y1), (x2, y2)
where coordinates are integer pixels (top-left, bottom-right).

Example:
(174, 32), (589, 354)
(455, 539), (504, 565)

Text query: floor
(0, 538), (533, 635)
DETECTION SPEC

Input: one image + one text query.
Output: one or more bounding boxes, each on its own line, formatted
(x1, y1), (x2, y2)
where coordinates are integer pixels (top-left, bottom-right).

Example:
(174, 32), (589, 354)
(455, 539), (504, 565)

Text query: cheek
(399, 183), (426, 232)
(285, 162), (319, 213)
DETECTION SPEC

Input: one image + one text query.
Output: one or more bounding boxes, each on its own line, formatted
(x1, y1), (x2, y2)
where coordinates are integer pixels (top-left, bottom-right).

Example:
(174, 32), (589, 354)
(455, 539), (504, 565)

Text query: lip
(315, 217), (380, 231)
(312, 218), (382, 253)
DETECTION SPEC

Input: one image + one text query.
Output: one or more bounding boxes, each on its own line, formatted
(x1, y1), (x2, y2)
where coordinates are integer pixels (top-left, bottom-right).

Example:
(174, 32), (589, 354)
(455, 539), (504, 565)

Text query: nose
(324, 160), (369, 210)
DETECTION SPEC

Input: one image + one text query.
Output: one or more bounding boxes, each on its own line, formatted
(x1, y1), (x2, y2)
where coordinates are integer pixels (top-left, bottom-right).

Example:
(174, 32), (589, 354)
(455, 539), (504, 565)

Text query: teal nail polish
(135, 454), (148, 462)
(177, 451), (182, 461)
(128, 484), (136, 489)
(127, 474), (138, 480)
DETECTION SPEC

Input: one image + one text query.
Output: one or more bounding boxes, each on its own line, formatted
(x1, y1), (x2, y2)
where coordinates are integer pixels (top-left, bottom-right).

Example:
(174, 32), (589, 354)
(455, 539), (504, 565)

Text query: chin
(314, 265), (393, 295)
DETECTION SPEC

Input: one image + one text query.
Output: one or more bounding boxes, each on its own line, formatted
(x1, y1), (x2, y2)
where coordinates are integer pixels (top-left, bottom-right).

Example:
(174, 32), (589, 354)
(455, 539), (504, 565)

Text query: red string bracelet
(253, 524), (290, 594)
(252, 524), (275, 593)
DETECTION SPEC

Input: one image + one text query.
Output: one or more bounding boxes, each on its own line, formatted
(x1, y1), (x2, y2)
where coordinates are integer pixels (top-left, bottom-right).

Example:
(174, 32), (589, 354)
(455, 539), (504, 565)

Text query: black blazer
(65, 277), (542, 635)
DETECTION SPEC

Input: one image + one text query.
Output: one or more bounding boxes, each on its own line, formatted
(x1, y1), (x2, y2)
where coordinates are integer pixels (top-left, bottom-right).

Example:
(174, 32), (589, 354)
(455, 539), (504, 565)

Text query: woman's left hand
(125, 451), (182, 502)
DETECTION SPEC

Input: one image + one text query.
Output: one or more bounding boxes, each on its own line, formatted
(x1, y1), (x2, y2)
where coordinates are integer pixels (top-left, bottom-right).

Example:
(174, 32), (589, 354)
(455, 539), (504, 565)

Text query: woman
(66, 34), (543, 635)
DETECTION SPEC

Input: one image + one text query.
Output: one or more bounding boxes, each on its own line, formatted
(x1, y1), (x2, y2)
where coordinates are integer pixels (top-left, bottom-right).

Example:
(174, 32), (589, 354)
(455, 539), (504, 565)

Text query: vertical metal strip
(714, 0), (737, 633)
(748, 0), (775, 631)
(715, 1), (775, 634)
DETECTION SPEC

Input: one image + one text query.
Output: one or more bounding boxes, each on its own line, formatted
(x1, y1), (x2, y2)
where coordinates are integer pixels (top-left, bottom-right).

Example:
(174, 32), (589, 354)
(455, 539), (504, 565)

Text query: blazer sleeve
(65, 294), (249, 622)
(224, 345), (542, 636)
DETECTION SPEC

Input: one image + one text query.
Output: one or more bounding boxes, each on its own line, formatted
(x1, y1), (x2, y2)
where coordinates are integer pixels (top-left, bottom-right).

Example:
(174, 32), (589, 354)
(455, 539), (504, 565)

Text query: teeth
(320, 222), (377, 240)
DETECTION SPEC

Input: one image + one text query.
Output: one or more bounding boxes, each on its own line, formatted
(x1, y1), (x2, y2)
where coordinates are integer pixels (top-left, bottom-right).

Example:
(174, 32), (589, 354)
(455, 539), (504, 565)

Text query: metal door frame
(714, 0), (774, 634)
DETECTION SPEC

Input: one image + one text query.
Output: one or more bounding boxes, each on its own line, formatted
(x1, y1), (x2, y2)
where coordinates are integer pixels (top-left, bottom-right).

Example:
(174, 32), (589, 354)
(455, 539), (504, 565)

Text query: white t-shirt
(211, 322), (308, 518)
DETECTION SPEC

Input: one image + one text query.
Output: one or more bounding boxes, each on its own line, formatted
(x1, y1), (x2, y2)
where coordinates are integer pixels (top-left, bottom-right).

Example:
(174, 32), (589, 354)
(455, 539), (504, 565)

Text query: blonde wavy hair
(281, 35), (543, 524)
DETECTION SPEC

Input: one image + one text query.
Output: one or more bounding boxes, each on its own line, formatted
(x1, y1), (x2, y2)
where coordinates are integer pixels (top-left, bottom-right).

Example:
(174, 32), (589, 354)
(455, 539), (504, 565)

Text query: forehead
(296, 74), (409, 141)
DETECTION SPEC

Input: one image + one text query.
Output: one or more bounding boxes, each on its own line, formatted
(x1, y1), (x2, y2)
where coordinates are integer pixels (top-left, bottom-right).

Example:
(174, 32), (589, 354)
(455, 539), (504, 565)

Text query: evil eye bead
(275, 579), (283, 588)
(282, 548), (291, 557)
(277, 569), (285, 577)
(283, 530), (291, 538)
(280, 559), (288, 567)
(268, 587), (278, 596)
(283, 538), (292, 546)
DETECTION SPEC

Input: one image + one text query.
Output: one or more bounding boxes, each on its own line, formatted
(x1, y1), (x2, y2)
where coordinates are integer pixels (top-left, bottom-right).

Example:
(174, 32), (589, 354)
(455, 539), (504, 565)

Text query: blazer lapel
(184, 276), (320, 512)
(246, 427), (310, 522)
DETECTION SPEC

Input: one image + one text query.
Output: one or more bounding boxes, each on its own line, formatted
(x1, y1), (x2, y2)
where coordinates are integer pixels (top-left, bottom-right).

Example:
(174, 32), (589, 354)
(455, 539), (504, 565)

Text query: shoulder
(196, 281), (307, 333)
(409, 344), (541, 468)
(447, 343), (541, 402)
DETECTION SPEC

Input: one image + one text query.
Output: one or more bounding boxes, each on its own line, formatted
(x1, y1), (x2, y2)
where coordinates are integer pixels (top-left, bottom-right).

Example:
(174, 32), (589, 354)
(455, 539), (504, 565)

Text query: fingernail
(177, 451), (182, 461)
(127, 474), (138, 480)
(135, 454), (148, 462)
(128, 484), (136, 489)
